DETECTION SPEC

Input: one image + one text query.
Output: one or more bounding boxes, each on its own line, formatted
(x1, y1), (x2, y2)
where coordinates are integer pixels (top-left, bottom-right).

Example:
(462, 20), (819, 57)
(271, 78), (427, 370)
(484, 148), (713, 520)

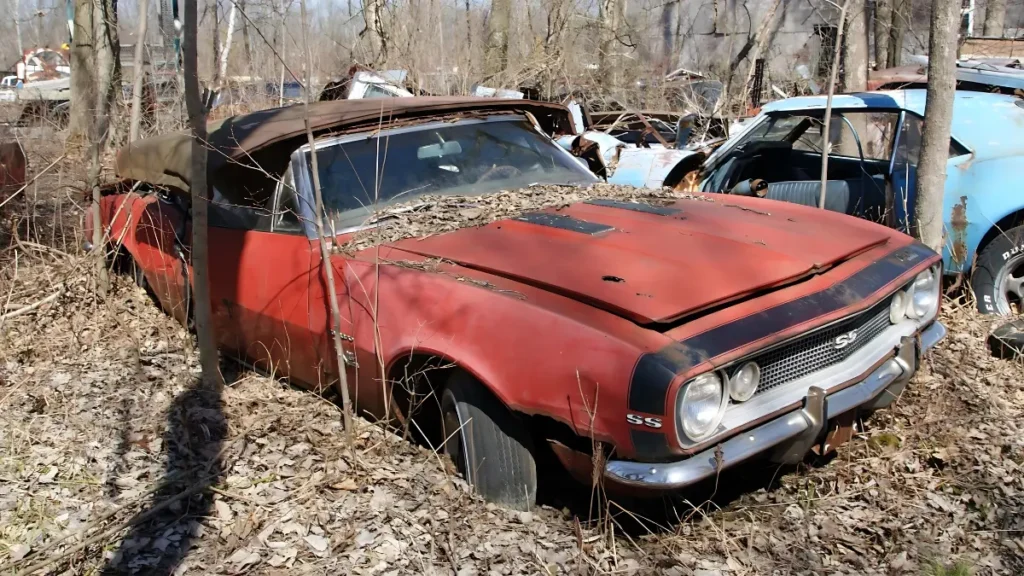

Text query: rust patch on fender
(950, 196), (969, 266)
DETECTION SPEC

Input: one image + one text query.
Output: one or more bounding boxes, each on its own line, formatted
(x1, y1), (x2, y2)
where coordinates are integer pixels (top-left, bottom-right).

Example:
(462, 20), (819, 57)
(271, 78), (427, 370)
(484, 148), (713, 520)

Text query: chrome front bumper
(605, 321), (946, 489)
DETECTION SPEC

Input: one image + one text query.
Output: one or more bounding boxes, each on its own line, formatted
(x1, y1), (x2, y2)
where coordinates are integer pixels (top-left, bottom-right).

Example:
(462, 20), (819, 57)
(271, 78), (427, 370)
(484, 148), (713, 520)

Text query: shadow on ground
(101, 368), (232, 575)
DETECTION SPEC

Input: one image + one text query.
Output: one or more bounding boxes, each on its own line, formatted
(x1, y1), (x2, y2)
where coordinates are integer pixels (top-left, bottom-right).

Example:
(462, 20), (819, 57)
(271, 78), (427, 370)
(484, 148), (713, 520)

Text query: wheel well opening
(387, 353), (459, 450)
(662, 152), (706, 189)
(977, 209), (1024, 265)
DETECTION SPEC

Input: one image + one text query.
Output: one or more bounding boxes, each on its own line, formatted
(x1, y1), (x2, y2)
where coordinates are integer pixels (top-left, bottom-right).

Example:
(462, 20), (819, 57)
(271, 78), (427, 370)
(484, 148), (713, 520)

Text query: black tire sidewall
(440, 372), (537, 510)
(973, 225), (1024, 315)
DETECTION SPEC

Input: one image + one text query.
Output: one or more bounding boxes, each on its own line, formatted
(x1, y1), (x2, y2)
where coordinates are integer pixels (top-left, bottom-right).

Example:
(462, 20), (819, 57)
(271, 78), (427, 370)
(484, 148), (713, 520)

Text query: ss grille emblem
(834, 330), (858, 349)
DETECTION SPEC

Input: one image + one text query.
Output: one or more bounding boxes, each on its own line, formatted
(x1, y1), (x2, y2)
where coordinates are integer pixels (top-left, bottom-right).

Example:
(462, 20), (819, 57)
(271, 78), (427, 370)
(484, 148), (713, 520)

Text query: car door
(204, 163), (328, 388)
(889, 111), (921, 233)
(206, 154), (372, 406)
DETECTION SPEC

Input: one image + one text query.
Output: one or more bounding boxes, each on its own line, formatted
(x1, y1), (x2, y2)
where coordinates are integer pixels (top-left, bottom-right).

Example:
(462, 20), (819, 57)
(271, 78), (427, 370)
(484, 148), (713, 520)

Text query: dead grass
(0, 137), (1022, 575)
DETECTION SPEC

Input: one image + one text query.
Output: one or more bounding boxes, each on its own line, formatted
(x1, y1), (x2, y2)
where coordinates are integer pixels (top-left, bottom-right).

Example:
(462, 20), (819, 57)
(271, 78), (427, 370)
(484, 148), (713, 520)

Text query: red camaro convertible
(87, 97), (945, 510)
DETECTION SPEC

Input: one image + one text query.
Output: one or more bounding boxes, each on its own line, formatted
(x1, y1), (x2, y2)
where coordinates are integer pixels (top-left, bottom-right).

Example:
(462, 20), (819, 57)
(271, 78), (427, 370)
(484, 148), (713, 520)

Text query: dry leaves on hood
(343, 183), (710, 252)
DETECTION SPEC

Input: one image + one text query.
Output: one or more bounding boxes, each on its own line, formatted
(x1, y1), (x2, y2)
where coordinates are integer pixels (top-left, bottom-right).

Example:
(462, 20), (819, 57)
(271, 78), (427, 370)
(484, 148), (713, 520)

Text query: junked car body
(88, 97), (945, 510)
(868, 59), (1024, 94)
(696, 90), (1024, 315)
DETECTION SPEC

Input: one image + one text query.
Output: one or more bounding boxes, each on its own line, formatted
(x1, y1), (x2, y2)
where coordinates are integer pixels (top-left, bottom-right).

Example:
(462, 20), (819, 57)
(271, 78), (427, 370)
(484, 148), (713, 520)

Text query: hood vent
(513, 212), (614, 235)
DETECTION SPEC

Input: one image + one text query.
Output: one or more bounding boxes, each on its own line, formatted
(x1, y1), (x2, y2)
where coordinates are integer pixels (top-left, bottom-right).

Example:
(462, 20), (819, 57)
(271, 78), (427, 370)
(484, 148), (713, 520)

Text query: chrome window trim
(295, 115), (521, 154)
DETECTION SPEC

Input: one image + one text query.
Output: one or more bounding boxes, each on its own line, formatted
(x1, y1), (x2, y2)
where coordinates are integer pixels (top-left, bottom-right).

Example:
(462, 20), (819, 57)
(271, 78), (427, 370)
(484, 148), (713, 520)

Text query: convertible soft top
(115, 96), (576, 191)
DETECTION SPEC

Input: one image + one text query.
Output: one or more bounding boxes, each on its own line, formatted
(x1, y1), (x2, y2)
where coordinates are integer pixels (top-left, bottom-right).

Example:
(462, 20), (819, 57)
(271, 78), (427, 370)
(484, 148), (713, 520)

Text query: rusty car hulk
(87, 97), (945, 510)
(700, 90), (1024, 316)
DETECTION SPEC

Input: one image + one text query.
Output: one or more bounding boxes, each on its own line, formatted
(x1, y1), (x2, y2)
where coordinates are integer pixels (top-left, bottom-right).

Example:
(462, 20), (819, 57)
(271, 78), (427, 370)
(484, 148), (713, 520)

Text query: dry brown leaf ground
(0, 143), (1022, 576)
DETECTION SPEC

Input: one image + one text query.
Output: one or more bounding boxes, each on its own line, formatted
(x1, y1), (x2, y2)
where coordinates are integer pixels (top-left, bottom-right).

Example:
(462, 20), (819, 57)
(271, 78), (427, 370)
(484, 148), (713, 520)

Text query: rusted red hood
(387, 195), (896, 324)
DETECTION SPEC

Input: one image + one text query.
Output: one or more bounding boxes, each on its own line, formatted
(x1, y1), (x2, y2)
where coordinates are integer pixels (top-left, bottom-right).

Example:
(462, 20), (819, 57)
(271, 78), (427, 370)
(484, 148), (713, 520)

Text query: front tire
(441, 371), (537, 510)
(972, 224), (1024, 315)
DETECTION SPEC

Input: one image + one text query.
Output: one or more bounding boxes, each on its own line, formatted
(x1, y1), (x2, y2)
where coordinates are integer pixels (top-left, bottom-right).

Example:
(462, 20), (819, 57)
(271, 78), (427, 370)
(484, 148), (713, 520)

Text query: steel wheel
(993, 252), (1024, 315)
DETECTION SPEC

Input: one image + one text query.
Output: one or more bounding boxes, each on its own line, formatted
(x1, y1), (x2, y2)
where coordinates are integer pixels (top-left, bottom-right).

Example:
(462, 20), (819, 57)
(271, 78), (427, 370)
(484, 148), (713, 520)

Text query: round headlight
(679, 372), (727, 441)
(729, 362), (760, 402)
(889, 289), (908, 324)
(909, 267), (939, 319)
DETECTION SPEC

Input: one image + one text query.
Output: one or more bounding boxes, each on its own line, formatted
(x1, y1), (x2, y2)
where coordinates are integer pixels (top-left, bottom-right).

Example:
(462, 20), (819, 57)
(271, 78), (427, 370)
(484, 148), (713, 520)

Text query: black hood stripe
(627, 242), (935, 417)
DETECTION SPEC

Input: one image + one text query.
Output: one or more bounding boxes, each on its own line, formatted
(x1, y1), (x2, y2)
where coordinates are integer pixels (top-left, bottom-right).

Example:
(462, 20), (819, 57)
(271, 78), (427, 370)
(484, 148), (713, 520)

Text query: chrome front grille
(745, 298), (894, 396)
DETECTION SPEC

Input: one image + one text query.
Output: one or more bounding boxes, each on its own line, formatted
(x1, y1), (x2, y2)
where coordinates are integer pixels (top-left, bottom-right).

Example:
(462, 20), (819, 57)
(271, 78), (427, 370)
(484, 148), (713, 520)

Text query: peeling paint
(950, 196), (969, 266)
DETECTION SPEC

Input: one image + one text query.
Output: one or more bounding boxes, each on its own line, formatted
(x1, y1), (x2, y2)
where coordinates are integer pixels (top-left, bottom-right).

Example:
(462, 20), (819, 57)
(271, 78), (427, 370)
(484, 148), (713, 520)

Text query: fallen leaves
(343, 183), (709, 252)
(0, 241), (1022, 575)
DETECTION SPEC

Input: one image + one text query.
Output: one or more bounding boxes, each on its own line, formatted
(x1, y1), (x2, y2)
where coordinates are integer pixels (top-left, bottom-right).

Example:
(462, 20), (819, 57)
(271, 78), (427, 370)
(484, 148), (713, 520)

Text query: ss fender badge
(626, 414), (663, 429)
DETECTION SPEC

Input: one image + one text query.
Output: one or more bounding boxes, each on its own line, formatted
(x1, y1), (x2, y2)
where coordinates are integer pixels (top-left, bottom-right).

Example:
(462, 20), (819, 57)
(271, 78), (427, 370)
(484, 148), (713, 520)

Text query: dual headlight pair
(890, 265), (940, 324)
(676, 265), (941, 444)
(677, 363), (757, 442)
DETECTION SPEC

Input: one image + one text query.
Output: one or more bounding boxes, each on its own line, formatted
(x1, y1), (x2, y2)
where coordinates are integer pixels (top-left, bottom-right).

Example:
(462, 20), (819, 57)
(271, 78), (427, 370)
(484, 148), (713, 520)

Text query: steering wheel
(476, 164), (522, 183)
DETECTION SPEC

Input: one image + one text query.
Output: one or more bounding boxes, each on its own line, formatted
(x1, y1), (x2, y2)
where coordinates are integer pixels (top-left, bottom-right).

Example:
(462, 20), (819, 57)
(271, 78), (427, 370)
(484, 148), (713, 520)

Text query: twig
(10, 239), (73, 259)
(0, 154), (66, 211)
(0, 250), (18, 333)
(819, 0), (850, 209)
(0, 289), (61, 321)
(0, 377), (27, 409)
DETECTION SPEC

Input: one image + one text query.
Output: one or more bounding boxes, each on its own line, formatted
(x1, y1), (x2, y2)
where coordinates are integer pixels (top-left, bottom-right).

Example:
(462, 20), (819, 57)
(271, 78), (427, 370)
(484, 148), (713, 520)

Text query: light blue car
(701, 90), (1024, 315)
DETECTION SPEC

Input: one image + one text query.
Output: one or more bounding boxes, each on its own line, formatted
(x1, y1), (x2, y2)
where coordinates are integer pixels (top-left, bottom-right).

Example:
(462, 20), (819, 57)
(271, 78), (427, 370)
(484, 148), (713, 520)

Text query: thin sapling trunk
(183, 0), (224, 390)
(300, 0), (354, 439)
(819, 0), (850, 210)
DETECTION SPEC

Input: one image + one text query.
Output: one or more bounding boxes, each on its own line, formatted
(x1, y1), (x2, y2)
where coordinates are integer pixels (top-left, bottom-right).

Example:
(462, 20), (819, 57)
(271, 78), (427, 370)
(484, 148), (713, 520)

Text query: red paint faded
(92, 187), (937, 469)
(397, 195), (892, 323)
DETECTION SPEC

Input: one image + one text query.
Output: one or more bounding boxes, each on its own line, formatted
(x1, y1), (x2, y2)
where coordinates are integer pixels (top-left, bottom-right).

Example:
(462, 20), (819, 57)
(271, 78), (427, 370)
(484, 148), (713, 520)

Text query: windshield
(302, 115), (597, 230)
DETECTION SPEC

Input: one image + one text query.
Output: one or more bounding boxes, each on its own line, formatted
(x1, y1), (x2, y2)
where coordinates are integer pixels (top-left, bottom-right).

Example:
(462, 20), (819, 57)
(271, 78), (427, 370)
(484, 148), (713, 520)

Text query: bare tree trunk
(35, 0), (42, 44)
(464, 0), (471, 56)
(659, 0), (677, 74)
(183, 0), (223, 390)
(598, 0), (624, 85)
(129, 0), (148, 142)
(741, 0), (782, 107)
(70, 0), (97, 141)
(239, 0), (252, 68)
(217, 0), (237, 86)
(85, 0), (118, 293)
(888, 0), (906, 67)
(914, 0), (957, 251)
(484, 0), (511, 79)
(840, 1), (869, 157)
(844, 1), (868, 91)
(94, 0), (121, 142)
(874, 0), (891, 69)
(299, 0), (354, 439)
(211, 0), (220, 86)
(361, 0), (387, 65)
(14, 0), (22, 67)
(819, 0), (850, 210)
(983, 0), (1006, 37)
